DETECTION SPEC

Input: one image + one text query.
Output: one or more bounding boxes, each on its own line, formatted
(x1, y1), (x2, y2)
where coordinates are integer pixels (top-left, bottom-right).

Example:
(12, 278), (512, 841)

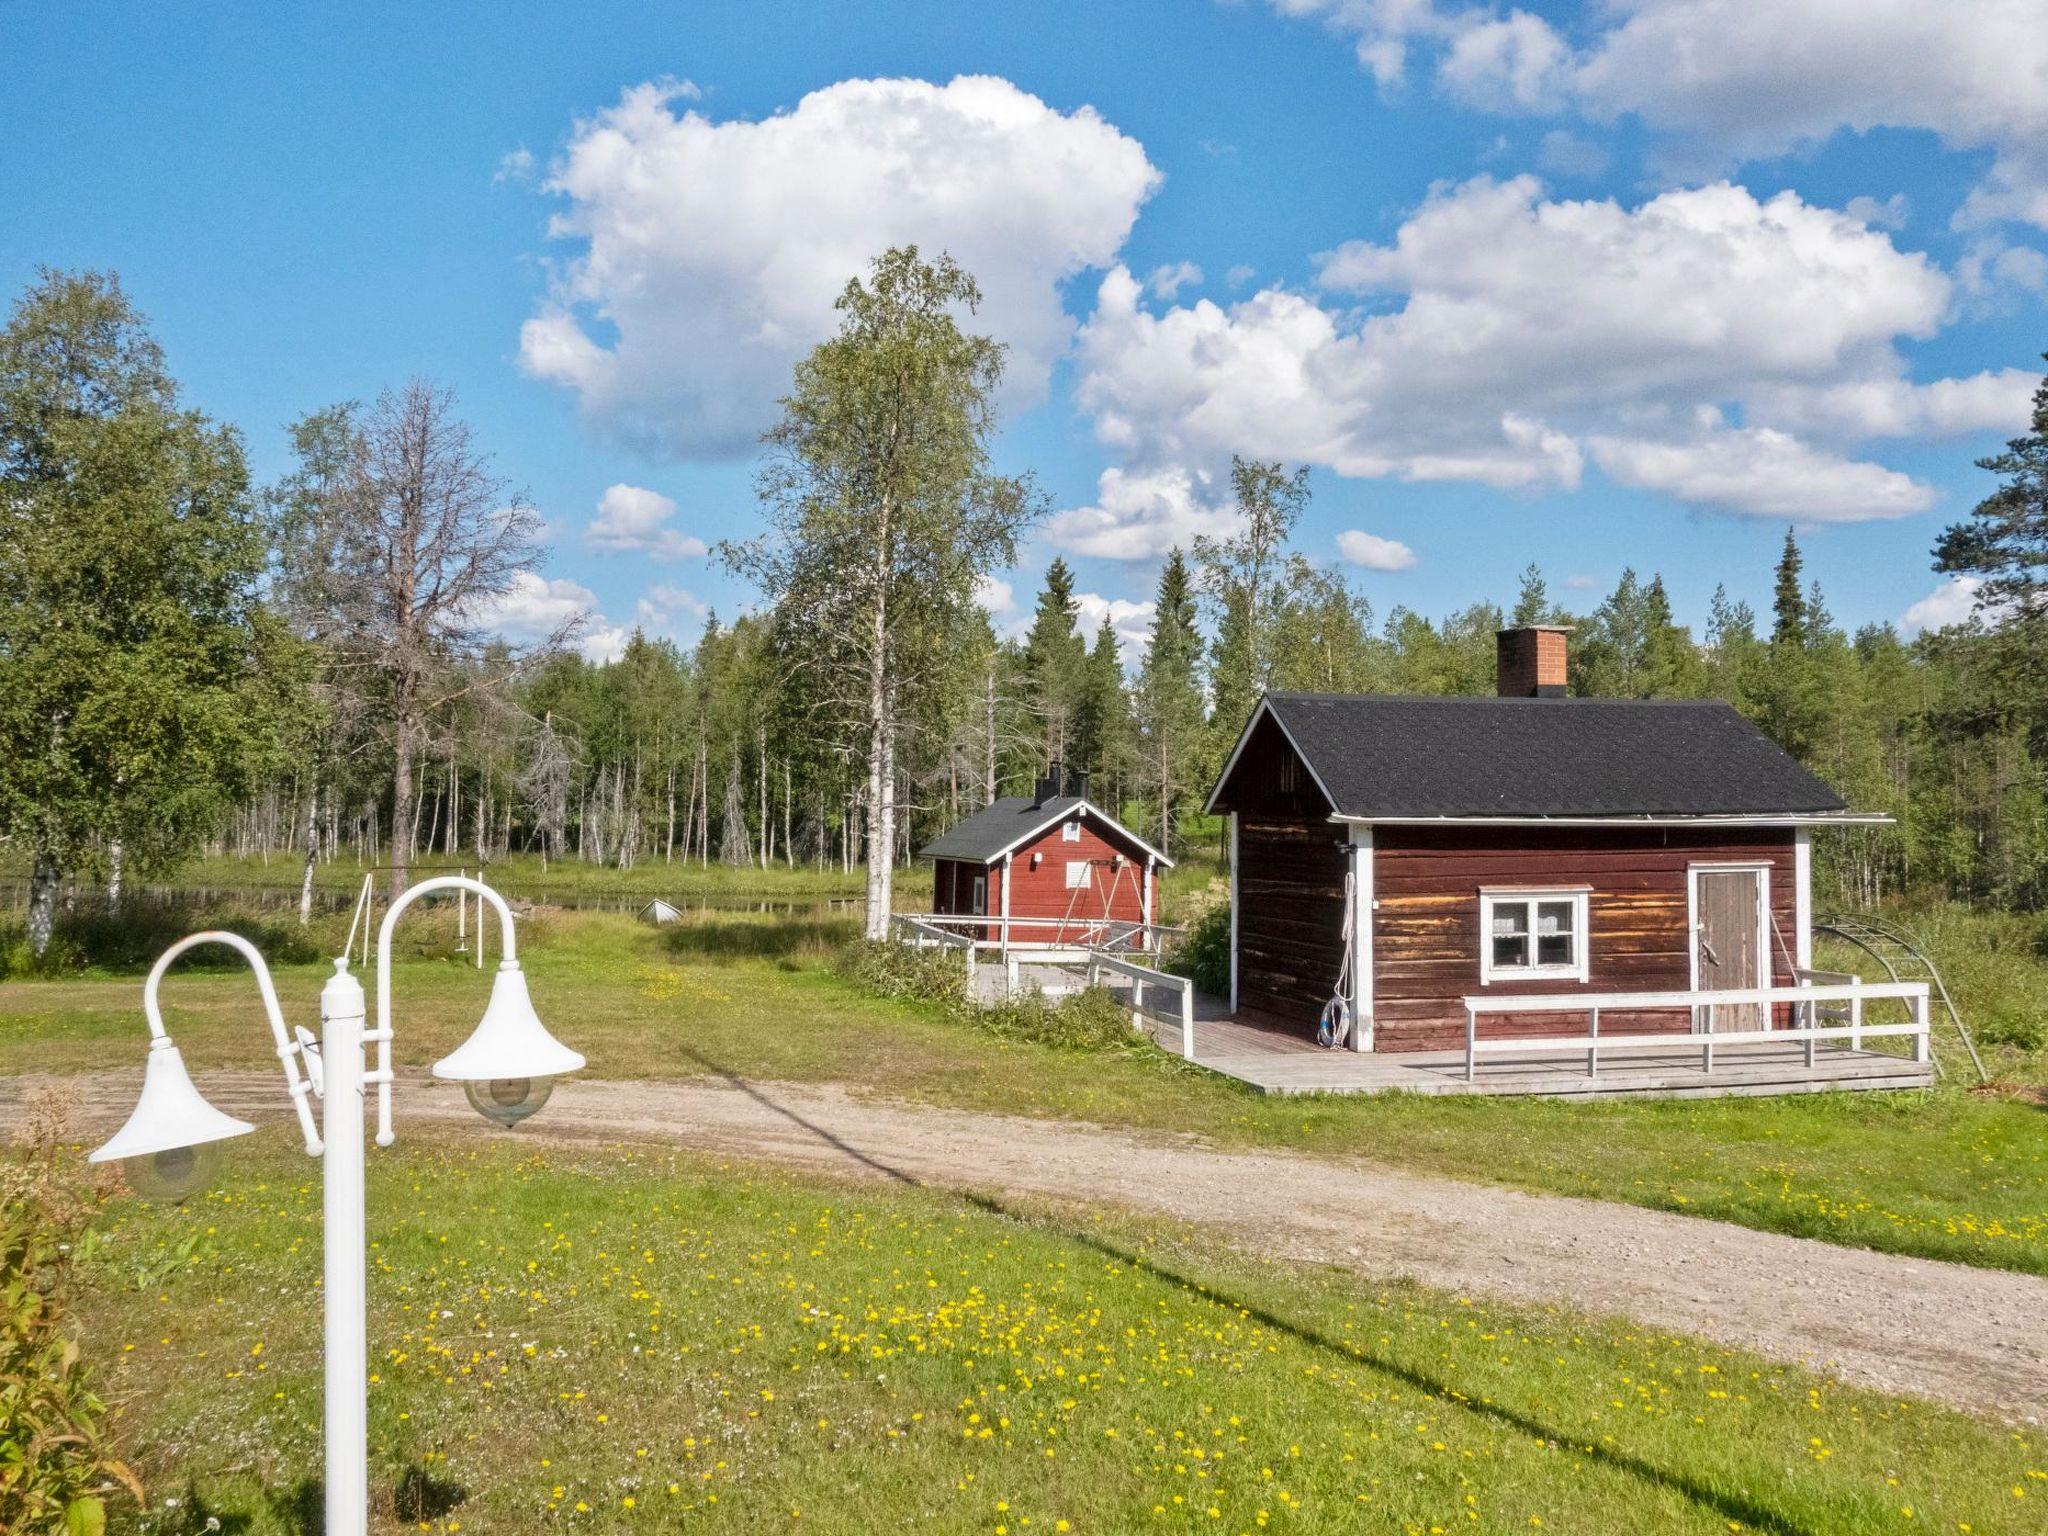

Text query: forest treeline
(4, 258), (2045, 952)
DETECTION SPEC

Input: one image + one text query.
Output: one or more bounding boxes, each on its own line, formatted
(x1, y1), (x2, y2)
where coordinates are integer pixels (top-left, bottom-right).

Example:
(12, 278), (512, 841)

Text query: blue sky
(6, 0), (2044, 659)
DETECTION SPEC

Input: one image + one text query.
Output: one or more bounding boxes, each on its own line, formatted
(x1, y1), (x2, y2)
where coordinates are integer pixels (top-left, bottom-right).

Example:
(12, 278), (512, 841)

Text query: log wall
(1371, 824), (1799, 1052)
(1235, 814), (1351, 1024)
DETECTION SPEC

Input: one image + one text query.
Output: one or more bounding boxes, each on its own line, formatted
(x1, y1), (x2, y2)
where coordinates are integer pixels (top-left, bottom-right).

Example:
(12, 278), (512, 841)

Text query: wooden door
(1696, 869), (1764, 1031)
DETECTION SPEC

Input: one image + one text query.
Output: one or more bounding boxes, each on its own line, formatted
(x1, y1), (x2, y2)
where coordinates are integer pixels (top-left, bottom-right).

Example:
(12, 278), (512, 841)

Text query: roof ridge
(1268, 691), (1738, 707)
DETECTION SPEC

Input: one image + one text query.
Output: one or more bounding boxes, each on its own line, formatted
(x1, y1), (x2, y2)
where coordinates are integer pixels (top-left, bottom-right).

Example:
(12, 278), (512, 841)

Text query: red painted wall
(930, 814), (1152, 942)
(1369, 824), (1799, 1052)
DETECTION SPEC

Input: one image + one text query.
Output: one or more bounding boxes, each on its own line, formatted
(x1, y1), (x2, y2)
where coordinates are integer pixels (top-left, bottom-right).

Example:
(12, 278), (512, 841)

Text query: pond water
(0, 880), (866, 919)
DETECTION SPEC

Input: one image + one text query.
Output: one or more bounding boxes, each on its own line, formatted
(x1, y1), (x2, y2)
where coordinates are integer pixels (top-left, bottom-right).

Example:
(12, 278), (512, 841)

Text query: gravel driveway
(11, 1067), (2045, 1424)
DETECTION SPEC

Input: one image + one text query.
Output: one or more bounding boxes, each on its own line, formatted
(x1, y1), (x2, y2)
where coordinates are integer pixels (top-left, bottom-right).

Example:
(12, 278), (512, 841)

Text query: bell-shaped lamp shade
(89, 1042), (255, 1165)
(431, 963), (585, 1082)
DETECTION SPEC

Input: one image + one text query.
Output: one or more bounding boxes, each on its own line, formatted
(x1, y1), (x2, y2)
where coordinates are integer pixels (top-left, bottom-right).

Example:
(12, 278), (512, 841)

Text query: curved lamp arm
(368, 875), (518, 1148)
(145, 931), (324, 1157)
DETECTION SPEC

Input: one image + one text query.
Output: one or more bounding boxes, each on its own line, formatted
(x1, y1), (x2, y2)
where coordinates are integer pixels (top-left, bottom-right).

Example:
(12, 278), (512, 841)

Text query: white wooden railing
(890, 914), (977, 951)
(1085, 950), (1197, 1060)
(1459, 979), (1931, 1084)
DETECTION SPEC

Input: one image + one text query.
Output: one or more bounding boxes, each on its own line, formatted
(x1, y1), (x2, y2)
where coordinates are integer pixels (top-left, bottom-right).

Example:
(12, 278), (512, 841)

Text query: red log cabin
(1205, 627), (1886, 1053)
(920, 769), (1172, 947)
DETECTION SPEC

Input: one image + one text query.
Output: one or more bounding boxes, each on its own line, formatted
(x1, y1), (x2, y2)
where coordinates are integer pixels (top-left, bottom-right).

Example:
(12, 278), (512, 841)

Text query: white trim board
(1348, 823), (1374, 1052)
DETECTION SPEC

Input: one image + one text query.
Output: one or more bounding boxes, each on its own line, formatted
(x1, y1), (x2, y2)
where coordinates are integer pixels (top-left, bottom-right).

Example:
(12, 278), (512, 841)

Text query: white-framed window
(1062, 820), (1082, 842)
(1478, 888), (1590, 983)
(970, 875), (987, 915)
(1064, 860), (1091, 890)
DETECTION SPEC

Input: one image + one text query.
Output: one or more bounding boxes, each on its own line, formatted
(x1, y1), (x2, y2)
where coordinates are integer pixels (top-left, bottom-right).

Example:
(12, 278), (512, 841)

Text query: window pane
(1490, 901), (1529, 969)
(1535, 900), (1575, 966)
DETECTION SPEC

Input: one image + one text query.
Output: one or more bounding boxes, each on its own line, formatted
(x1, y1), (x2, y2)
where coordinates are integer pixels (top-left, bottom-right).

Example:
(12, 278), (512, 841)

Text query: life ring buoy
(1318, 994), (1352, 1050)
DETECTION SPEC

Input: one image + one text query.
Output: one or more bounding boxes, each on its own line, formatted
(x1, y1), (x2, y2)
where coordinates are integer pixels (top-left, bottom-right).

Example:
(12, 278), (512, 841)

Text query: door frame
(1687, 862), (1771, 1032)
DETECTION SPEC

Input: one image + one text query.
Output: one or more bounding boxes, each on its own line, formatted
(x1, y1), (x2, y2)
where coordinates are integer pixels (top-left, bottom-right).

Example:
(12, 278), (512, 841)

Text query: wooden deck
(1147, 1005), (1934, 1098)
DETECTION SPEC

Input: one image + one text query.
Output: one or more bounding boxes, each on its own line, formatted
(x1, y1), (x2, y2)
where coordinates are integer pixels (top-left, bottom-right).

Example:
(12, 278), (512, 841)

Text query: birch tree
(725, 248), (1040, 937)
(0, 269), (295, 952)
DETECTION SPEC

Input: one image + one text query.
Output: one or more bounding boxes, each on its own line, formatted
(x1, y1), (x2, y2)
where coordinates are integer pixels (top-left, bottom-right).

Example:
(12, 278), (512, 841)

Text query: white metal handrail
(1459, 979), (1931, 1083)
(1085, 950), (1196, 1061)
(896, 911), (1185, 955)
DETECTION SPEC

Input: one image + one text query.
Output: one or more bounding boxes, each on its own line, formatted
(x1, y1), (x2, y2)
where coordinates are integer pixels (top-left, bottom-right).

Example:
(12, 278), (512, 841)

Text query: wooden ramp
(1148, 1007), (1934, 1098)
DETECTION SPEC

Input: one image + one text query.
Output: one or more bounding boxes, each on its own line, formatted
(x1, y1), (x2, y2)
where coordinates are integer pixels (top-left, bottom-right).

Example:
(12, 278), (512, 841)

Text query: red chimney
(1497, 626), (1570, 698)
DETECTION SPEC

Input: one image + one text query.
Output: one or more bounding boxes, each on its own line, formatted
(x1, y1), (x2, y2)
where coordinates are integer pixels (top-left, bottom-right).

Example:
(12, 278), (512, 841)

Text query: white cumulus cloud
(586, 482), (708, 561)
(1075, 176), (1986, 521)
(521, 75), (1159, 457)
(634, 581), (709, 639)
(1043, 466), (1240, 559)
(1072, 591), (1156, 666)
(1147, 260), (1203, 298)
(1336, 529), (1419, 569)
(1900, 575), (1994, 634)
(477, 572), (625, 661)
(1587, 426), (1936, 522)
(1273, 0), (2048, 230)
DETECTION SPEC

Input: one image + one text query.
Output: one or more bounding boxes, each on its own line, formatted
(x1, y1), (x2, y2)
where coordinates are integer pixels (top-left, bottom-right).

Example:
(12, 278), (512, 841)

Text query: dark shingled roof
(1216, 694), (1847, 819)
(919, 796), (1169, 864)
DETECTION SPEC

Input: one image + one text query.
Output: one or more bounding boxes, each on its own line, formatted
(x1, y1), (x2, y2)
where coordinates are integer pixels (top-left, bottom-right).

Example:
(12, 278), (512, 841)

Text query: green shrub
(836, 943), (1147, 1054)
(1163, 898), (1230, 998)
(977, 985), (1137, 1051)
(0, 1188), (137, 1533)
(0, 894), (323, 981)
(835, 939), (969, 1005)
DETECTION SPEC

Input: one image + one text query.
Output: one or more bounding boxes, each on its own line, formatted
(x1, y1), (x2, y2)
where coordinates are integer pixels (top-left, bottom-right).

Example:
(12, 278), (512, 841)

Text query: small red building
(920, 770), (1172, 947)
(1206, 627), (1884, 1053)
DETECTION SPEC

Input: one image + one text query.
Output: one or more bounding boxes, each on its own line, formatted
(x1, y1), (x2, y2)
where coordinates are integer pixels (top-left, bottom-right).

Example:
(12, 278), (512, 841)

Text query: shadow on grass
(677, 1044), (1826, 1536)
(251, 1462), (465, 1535)
(663, 914), (859, 962)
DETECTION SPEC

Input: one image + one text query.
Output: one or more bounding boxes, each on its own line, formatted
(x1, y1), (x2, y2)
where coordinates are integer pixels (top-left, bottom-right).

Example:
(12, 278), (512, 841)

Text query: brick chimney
(1496, 626), (1571, 698)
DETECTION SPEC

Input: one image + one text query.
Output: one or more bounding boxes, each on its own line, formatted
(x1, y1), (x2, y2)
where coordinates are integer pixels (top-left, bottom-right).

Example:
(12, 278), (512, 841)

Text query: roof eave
(1327, 811), (1892, 827)
(927, 798), (1175, 867)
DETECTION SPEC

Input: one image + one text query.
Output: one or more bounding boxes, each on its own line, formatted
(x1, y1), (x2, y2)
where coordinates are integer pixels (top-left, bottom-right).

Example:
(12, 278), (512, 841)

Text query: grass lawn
(66, 1132), (2048, 1535)
(5, 908), (2044, 1277)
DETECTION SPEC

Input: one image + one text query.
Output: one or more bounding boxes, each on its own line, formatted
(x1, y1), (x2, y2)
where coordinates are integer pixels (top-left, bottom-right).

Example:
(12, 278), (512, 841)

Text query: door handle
(1699, 936), (1720, 966)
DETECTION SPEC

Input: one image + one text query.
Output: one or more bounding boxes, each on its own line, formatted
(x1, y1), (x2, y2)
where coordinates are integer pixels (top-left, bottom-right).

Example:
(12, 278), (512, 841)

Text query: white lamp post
(89, 876), (583, 1535)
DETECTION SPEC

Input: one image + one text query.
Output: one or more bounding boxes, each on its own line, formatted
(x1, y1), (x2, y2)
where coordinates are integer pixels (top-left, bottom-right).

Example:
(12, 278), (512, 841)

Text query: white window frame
(1061, 820), (1082, 842)
(970, 874), (987, 915)
(1478, 887), (1591, 984)
(1064, 860), (1092, 890)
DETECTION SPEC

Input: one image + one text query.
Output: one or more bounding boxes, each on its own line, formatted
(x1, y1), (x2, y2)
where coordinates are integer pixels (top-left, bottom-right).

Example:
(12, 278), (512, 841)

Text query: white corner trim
(1228, 813), (1239, 1014)
(1349, 823), (1374, 1052)
(1793, 830), (1813, 972)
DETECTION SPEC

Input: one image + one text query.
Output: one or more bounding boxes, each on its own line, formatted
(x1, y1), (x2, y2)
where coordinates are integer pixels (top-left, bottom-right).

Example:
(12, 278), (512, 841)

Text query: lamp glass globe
(464, 1075), (554, 1127)
(124, 1140), (223, 1204)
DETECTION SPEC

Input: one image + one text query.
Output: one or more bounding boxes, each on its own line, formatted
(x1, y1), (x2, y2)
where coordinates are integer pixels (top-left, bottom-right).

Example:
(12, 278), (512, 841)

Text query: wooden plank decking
(1145, 1004), (1934, 1098)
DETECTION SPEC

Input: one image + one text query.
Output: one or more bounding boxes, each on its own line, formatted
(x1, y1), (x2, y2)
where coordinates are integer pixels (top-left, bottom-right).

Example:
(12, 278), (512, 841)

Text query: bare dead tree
(306, 380), (573, 895)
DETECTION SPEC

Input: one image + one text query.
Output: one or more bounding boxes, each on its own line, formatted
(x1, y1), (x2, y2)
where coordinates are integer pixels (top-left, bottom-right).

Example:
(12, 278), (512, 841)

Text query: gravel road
(11, 1067), (2044, 1423)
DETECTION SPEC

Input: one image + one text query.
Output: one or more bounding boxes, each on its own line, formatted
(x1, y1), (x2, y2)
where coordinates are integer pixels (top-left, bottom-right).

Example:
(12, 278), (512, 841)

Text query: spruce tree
(1136, 549), (1205, 852)
(1022, 556), (1088, 769)
(1772, 528), (1808, 649)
